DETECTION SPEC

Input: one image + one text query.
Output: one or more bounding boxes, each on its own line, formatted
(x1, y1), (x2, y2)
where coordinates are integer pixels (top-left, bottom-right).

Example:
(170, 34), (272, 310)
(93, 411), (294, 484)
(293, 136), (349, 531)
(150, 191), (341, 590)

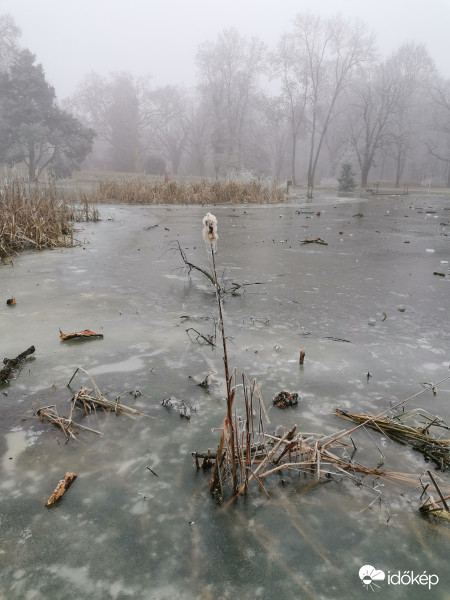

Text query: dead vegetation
(420, 470), (450, 521)
(0, 177), (100, 260)
(337, 407), (450, 471)
(1, 174), (284, 260)
(36, 367), (152, 441)
(90, 176), (285, 205)
(172, 239), (265, 296)
(194, 371), (433, 504)
(45, 472), (77, 507)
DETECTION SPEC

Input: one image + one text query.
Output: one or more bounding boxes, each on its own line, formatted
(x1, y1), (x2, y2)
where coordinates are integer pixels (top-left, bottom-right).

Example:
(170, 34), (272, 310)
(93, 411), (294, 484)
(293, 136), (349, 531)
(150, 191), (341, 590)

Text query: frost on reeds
(0, 177), (99, 260)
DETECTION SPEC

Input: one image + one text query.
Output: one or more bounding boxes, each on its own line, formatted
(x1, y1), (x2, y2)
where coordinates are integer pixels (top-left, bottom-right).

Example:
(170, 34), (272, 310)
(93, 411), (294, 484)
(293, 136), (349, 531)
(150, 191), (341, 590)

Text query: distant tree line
(1, 12), (450, 193)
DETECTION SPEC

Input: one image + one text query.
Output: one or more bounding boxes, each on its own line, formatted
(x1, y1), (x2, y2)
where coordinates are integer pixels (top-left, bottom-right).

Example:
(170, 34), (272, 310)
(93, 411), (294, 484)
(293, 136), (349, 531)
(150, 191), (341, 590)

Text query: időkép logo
(359, 564), (439, 591)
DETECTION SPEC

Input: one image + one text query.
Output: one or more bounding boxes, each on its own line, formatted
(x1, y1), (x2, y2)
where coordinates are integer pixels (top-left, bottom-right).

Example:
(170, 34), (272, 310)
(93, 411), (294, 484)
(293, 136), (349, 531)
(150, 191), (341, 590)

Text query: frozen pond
(1, 192), (449, 599)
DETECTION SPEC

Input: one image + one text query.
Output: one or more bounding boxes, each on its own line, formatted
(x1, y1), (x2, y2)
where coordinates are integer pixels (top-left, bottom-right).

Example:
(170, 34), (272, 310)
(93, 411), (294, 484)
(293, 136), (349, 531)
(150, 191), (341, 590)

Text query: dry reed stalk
(322, 374), (450, 451)
(419, 472), (450, 520)
(0, 177), (99, 259)
(37, 405), (103, 438)
(336, 408), (450, 469)
(68, 367), (153, 417)
(227, 426), (297, 504)
(90, 177), (285, 205)
(207, 235), (239, 495)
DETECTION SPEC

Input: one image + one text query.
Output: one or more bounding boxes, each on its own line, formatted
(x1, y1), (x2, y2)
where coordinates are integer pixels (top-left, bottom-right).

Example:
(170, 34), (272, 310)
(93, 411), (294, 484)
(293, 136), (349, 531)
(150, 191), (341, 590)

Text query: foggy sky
(1, 0), (450, 99)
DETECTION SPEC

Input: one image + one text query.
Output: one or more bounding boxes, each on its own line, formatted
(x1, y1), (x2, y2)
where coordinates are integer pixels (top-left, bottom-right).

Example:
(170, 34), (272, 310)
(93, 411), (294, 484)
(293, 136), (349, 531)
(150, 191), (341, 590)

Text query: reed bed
(0, 177), (100, 260)
(93, 176), (285, 205)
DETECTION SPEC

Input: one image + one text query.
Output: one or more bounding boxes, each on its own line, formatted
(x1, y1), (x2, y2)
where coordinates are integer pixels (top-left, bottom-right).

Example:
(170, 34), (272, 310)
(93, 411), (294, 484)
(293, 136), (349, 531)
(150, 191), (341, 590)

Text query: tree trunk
(28, 145), (36, 182)
(306, 136), (315, 198)
(171, 152), (180, 176)
(395, 149), (402, 188)
(291, 133), (297, 186)
(361, 163), (370, 188)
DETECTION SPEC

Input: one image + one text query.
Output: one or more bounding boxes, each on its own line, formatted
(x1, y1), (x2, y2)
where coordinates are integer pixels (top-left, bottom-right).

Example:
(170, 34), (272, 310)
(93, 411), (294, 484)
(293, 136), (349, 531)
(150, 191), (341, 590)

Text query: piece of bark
(1, 346), (35, 382)
(45, 472), (77, 507)
(59, 329), (103, 340)
(301, 237), (328, 245)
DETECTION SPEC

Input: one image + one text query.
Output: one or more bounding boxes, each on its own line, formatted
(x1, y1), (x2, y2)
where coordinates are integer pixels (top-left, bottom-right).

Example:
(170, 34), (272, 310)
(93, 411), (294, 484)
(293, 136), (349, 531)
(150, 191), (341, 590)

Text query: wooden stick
(299, 349), (306, 365)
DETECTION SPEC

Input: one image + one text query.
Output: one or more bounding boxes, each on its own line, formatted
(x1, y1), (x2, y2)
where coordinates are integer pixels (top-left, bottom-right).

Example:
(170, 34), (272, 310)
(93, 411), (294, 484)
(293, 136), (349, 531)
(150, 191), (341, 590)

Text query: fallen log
(1, 345), (35, 383)
(45, 472), (77, 507)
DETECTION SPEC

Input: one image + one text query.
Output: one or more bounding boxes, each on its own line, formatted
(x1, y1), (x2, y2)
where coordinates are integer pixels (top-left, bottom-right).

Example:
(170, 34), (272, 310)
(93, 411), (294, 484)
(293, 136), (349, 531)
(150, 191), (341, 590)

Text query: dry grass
(0, 178), (100, 260)
(194, 374), (424, 504)
(91, 176), (286, 205)
(336, 408), (450, 470)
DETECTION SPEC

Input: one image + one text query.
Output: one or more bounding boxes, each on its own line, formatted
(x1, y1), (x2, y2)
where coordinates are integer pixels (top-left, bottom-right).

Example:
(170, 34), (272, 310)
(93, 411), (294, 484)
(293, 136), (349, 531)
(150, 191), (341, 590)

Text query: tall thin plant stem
(210, 246), (238, 495)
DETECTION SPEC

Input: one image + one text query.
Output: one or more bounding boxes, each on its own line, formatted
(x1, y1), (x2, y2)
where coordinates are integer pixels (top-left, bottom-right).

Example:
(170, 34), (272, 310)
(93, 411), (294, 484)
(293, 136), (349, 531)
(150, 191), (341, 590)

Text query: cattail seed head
(202, 212), (218, 248)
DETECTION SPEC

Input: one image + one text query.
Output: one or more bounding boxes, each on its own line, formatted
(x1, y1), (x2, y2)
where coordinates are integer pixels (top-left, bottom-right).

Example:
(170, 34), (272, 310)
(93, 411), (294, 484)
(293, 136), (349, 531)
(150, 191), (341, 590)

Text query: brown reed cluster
(93, 176), (285, 205)
(0, 177), (100, 260)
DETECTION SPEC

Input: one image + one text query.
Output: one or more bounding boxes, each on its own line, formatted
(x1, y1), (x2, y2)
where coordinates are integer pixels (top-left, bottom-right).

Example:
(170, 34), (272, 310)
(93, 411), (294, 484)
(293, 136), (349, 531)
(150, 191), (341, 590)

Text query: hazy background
(1, 0), (450, 99)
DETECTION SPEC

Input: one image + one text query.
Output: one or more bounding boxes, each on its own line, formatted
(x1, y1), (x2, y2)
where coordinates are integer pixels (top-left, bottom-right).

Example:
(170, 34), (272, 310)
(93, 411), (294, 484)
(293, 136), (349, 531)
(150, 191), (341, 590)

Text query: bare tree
(290, 14), (374, 197)
(257, 94), (290, 180)
(349, 63), (398, 187)
(385, 43), (435, 187)
(150, 85), (189, 175)
(184, 98), (211, 176)
(71, 72), (169, 171)
(196, 28), (265, 175)
(270, 34), (308, 185)
(427, 77), (450, 186)
(0, 14), (21, 72)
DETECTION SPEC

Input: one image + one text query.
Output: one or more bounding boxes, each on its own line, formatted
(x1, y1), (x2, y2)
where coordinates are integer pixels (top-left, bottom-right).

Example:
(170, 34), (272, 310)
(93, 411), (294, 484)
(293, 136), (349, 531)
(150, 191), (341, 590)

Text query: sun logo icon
(359, 565), (386, 591)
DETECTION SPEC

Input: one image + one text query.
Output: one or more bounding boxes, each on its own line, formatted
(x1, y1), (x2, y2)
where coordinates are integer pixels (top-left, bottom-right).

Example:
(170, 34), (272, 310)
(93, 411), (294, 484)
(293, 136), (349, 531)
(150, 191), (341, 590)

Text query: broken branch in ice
(1, 345), (35, 383)
(45, 472), (77, 507)
(301, 237), (328, 245)
(59, 329), (103, 340)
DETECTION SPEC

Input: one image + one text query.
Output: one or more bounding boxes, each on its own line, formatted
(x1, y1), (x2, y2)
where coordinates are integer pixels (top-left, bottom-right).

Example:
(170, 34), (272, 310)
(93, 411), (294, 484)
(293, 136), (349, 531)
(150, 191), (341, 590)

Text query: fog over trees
(1, 11), (450, 190)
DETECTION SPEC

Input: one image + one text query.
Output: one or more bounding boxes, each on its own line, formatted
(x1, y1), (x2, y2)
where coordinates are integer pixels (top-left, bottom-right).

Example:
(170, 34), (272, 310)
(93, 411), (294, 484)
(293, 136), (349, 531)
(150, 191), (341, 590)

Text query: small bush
(338, 163), (356, 193)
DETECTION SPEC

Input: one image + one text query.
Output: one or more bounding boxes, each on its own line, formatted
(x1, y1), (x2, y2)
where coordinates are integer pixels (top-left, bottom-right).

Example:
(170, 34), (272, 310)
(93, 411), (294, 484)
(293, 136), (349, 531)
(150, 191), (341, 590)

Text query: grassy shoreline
(0, 178), (100, 260)
(0, 176), (285, 260)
